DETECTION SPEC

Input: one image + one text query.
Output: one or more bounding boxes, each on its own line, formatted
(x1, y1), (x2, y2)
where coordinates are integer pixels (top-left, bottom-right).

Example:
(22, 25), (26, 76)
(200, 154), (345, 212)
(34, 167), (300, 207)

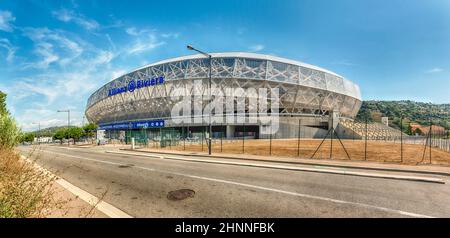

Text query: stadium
(85, 52), (362, 143)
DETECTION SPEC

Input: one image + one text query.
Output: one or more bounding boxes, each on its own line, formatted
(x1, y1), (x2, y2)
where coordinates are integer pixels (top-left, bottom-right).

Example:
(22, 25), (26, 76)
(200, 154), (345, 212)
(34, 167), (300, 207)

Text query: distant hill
(356, 100), (450, 130)
(31, 126), (76, 137)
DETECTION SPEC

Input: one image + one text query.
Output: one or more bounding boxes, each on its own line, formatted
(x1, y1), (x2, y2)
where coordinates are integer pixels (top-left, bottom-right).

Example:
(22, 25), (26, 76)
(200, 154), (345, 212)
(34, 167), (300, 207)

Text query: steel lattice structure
(85, 52), (362, 126)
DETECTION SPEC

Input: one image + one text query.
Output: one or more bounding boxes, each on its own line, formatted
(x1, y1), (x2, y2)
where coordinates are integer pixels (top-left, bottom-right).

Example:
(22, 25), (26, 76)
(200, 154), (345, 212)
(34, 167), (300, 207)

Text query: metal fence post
(269, 125), (272, 156)
(159, 127), (162, 149)
(297, 119), (301, 157)
(400, 115), (403, 163)
(201, 125), (204, 152)
(330, 115), (333, 160)
(429, 117), (432, 164)
(445, 131), (450, 151)
(242, 123), (245, 154)
(365, 117), (368, 161)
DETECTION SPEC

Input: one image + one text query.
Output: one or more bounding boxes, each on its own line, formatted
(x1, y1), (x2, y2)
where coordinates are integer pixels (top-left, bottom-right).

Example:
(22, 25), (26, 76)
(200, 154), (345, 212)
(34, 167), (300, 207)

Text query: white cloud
(4, 17), (175, 130)
(111, 69), (127, 80)
(249, 44), (264, 52)
(16, 108), (65, 132)
(105, 34), (116, 51)
(22, 27), (86, 69)
(33, 42), (59, 68)
(15, 80), (60, 103)
(124, 27), (177, 55)
(0, 10), (15, 32)
(127, 34), (165, 55)
(161, 32), (179, 39)
(12, 27), (118, 110)
(52, 9), (99, 31)
(128, 40), (165, 55)
(427, 67), (444, 73)
(125, 27), (154, 36)
(125, 27), (140, 36)
(0, 38), (16, 62)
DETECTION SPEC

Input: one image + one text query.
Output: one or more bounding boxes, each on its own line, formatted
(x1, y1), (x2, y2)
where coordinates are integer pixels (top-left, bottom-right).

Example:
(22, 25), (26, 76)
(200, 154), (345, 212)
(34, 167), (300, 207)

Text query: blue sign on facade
(108, 76), (165, 97)
(99, 120), (165, 130)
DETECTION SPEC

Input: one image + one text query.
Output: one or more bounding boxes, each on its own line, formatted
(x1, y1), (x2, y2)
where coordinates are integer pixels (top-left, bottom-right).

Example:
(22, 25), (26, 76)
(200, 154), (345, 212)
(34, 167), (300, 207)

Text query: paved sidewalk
(128, 147), (450, 176)
(21, 152), (117, 218)
(48, 180), (108, 218)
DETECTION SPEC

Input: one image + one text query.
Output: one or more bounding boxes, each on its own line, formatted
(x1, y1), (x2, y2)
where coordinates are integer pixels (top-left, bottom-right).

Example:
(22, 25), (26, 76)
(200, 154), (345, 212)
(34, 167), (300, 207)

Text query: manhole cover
(167, 189), (195, 201)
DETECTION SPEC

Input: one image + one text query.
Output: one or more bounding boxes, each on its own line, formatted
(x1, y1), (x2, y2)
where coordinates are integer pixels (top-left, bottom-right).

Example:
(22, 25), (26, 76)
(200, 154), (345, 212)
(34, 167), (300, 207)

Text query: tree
(67, 127), (85, 142)
(0, 91), (8, 116)
(53, 128), (67, 144)
(83, 123), (98, 143)
(0, 92), (21, 149)
(0, 114), (21, 148)
(406, 124), (413, 135)
(20, 132), (35, 143)
(414, 128), (423, 136)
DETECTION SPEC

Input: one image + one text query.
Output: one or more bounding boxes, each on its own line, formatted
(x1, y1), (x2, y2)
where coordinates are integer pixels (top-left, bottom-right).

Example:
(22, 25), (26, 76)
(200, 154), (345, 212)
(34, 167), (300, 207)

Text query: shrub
(19, 132), (36, 144)
(53, 128), (67, 144)
(0, 148), (58, 217)
(67, 127), (85, 142)
(0, 113), (21, 149)
(83, 123), (98, 143)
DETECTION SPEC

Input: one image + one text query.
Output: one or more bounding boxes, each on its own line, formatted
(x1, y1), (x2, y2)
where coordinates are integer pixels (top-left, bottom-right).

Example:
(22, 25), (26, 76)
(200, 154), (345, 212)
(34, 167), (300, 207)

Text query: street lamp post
(57, 109), (70, 146)
(32, 122), (40, 144)
(187, 45), (213, 155)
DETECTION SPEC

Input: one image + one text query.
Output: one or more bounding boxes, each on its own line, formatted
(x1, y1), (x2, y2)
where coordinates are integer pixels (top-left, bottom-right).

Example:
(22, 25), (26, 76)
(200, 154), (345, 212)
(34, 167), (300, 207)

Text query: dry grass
(0, 146), (109, 218)
(155, 139), (450, 166)
(0, 147), (61, 217)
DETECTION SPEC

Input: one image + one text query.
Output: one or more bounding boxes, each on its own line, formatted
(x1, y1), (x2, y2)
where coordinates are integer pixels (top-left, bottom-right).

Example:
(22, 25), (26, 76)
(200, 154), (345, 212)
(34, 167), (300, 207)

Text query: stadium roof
(130, 52), (344, 79)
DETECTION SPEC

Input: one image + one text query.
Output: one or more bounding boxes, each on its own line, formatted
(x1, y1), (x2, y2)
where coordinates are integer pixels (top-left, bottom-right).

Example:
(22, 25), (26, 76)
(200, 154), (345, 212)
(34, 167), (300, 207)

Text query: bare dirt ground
(150, 139), (450, 166)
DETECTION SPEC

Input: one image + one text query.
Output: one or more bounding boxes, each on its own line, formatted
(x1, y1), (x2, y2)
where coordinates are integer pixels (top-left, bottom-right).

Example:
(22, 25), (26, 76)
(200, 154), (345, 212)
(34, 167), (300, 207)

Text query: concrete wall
(259, 116), (329, 139)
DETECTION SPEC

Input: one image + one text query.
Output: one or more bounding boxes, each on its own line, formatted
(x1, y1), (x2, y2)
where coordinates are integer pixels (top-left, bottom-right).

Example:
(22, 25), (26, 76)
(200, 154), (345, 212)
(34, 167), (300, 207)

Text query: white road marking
(107, 150), (445, 184)
(56, 179), (132, 218)
(20, 154), (133, 218)
(35, 149), (434, 218)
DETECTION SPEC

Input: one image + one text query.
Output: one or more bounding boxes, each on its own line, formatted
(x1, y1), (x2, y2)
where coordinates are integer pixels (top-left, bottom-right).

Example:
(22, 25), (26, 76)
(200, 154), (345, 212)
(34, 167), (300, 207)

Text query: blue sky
(0, 0), (449, 131)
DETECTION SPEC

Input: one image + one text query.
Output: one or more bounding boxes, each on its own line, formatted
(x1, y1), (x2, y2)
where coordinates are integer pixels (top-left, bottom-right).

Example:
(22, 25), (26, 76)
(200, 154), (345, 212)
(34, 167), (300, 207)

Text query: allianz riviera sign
(99, 120), (165, 130)
(108, 76), (165, 97)
(101, 75), (166, 130)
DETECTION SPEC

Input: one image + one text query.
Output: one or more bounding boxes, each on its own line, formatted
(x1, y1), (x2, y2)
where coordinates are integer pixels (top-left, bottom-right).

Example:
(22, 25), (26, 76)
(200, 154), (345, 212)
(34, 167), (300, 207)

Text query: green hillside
(356, 100), (450, 130)
(31, 126), (76, 137)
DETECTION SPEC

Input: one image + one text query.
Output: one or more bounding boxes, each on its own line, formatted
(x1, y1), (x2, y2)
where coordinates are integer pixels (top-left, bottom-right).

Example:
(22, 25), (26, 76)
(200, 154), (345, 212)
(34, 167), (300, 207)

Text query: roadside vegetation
(19, 132), (36, 144)
(0, 91), (59, 217)
(356, 100), (450, 134)
(51, 123), (98, 144)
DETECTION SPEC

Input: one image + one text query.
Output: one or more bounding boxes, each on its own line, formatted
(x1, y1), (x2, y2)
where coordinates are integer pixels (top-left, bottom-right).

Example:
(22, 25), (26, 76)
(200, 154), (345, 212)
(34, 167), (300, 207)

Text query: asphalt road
(18, 145), (450, 218)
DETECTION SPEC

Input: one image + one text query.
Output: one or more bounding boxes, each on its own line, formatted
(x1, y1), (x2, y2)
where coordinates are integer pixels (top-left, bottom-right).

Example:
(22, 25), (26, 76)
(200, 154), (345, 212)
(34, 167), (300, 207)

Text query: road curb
(107, 150), (445, 184)
(20, 155), (133, 218)
(120, 149), (450, 177)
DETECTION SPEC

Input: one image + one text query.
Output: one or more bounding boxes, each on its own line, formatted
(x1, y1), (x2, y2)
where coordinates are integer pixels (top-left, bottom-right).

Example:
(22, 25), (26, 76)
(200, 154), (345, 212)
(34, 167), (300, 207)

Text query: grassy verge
(0, 147), (62, 218)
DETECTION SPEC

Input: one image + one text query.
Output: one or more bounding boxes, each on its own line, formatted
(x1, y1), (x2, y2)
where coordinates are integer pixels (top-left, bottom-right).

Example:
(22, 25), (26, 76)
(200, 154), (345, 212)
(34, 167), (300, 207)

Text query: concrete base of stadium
(101, 114), (344, 143)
